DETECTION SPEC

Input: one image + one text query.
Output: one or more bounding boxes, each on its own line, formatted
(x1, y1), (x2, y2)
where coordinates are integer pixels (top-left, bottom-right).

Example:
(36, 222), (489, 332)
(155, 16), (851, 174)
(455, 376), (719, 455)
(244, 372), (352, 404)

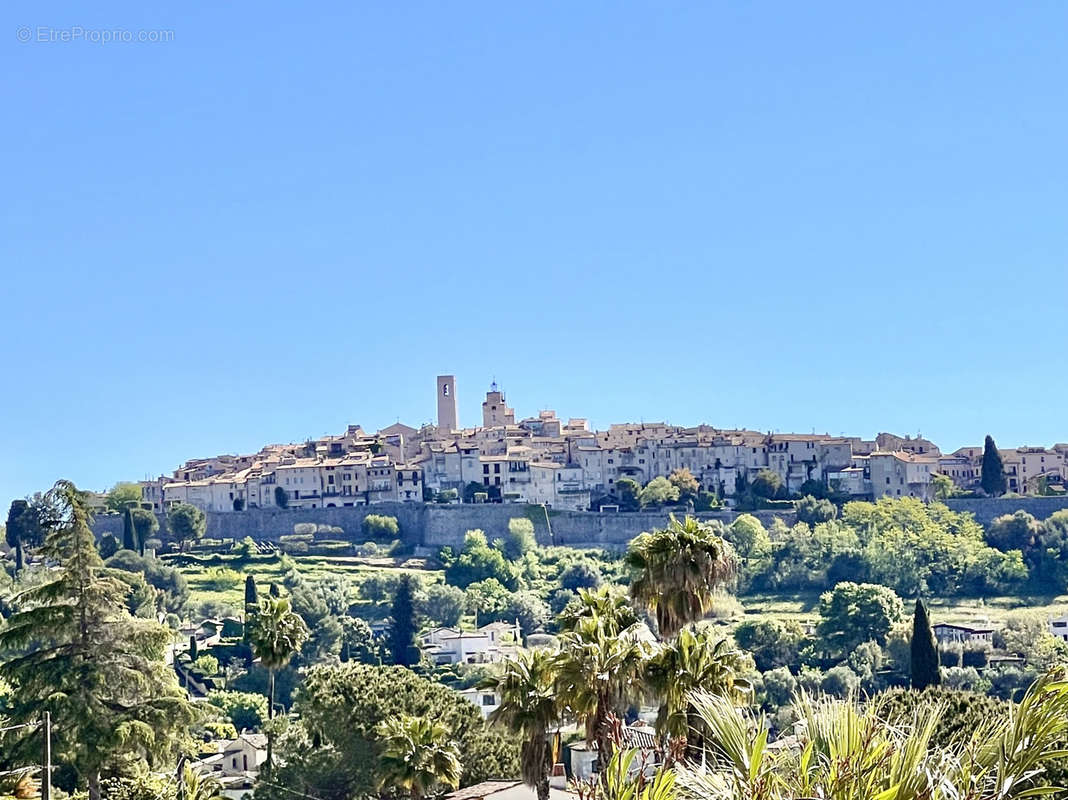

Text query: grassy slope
(740, 591), (1068, 627)
(178, 555), (443, 612)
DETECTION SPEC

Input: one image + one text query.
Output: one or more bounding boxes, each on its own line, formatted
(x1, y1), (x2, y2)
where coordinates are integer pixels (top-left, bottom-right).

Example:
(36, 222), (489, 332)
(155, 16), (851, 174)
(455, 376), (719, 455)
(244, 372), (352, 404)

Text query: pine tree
(387, 574), (420, 666)
(981, 435), (1007, 496)
(123, 505), (138, 552)
(0, 481), (198, 800)
(910, 598), (941, 691)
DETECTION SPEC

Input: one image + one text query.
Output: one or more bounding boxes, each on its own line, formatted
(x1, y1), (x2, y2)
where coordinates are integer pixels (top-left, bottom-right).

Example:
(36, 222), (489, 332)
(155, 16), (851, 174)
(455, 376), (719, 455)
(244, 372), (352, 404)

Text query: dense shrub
(208, 689), (268, 731)
(362, 514), (400, 539)
(873, 687), (1012, 745)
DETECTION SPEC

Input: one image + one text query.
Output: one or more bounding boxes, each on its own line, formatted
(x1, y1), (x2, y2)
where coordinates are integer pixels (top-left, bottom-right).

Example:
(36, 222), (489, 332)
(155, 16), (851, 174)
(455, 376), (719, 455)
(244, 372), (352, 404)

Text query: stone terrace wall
(944, 496), (1068, 526)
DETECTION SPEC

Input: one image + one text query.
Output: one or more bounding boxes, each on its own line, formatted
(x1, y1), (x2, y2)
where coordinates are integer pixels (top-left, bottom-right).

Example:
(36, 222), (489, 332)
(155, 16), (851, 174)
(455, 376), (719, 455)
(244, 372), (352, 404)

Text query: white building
(422, 621), (521, 665)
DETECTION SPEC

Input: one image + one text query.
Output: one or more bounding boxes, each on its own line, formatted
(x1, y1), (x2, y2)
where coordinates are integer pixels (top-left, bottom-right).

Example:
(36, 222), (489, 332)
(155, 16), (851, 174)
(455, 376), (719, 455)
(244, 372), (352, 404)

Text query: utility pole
(41, 712), (51, 800)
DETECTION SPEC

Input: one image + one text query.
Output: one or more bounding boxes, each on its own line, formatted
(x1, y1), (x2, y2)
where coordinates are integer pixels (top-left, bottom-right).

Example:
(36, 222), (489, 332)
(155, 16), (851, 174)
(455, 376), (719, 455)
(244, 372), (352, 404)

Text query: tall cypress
(910, 598), (941, 691)
(981, 435), (1007, 496)
(122, 506), (138, 552)
(245, 575), (259, 608)
(387, 574), (420, 667)
(6, 500), (29, 573)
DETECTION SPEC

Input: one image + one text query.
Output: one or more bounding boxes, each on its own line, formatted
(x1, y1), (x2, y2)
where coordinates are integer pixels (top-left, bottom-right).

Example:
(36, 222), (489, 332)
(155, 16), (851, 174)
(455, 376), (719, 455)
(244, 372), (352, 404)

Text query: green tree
(274, 486), (289, 508)
(981, 434), (1007, 496)
(645, 627), (747, 748)
(502, 517), (536, 561)
(98, 532), (121, 559)
(626, 515), (736, 639)
(207, 689), (268, 731)
(168, 503), (206, 552)
(614, 477), (642, 512)
(377, 715), (462, 800)
(466, 578), (513, 628)
(105, 481), (143, 513)
(639, 476), (681, 509)
(554, 617), (649, 766)
(932, 473), (956, 500)
(910, 598), (941, 691)
(558, 560), (602, 592)
(246, 596), (309, 768)
(816, 581), (904, 656)
(668, 468), (700, 504)
(556, 586), (640, 636)
(444, 530), (517, 590)
(5, 499), (37, 572)
(480, 649), (561, 800)
(340, 616), (381, 664)
(795, 495), (837, 525)
(0, 481), (197, 800)
(362, 514), (400, 539)
(131, 509), (158, 555)
(180, 764), (224, 800)
(244, 574), (258, 613)
(424, 583), (466, 628)
(262, 664), (517, 800)
(733, 619), (804, 672)
(750, 469), (783, 500)
(123, 505), (139, 552)
(725, 514), (771, 565)
(985, 510), (1041, 554)
(387, 574), (421, 666)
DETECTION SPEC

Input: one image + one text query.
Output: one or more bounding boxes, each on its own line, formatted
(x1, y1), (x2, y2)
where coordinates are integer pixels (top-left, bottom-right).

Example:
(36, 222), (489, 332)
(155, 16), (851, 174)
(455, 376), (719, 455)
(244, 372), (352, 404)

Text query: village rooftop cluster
(119, 375), (1068, 516)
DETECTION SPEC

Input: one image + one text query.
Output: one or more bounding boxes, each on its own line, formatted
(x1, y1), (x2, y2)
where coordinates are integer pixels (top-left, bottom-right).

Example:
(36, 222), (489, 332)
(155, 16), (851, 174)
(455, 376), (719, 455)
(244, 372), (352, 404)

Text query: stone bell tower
(436, 375), (458, 433)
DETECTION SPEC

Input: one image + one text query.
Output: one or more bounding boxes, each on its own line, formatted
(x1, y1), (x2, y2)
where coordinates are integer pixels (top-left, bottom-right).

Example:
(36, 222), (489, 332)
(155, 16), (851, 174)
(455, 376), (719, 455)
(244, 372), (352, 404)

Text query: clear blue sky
(3, 1), (1067, 508)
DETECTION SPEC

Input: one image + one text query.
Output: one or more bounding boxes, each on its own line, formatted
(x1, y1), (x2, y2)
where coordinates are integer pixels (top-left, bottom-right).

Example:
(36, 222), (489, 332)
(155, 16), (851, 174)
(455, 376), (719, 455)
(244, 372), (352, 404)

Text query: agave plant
(678, 670), (1068, 800)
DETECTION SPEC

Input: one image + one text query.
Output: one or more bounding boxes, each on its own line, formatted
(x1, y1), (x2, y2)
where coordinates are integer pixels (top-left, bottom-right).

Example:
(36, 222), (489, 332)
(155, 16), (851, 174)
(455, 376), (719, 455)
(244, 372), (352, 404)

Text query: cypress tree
(245, 574), (259, 608)
(387, 574), (420, 666)
(122, 505), (138, 552)
(269, 582), (281, 598)
(6, 500), (29, 573)
(910, 598), (941, 691)
(981, 434), (1007, 496)
(189, 635), (198, 661)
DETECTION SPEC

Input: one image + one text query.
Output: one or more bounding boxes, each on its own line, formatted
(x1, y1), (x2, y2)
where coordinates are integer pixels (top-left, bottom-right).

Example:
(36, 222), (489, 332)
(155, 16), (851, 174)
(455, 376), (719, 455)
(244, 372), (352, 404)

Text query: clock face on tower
(442, 384), (450, 397)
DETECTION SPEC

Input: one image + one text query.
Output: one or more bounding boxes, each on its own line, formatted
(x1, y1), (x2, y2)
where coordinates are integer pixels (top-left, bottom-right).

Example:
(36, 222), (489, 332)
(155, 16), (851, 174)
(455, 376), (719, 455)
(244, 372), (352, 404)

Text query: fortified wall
(91, 503), (792, 551)
(943, 496), (1068, 526)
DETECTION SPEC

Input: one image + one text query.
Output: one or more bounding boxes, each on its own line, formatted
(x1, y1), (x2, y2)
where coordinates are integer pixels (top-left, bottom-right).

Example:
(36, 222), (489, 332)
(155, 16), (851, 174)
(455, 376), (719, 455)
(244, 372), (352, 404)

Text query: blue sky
(3, 1), (1067, 507)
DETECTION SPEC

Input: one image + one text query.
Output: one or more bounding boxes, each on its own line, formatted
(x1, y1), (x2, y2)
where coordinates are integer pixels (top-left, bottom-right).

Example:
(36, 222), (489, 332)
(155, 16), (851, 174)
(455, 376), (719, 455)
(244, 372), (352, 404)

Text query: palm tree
(625, 515), (735, 639)
(644, 627), (748, 755)
(246, 595), (309, 769)
(376, 715), (462, 800)
(481, 649), (561, 800)
(556, 585), (640, 636)
(179, 765), (224, 800)
(554, 616), (651, 768)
